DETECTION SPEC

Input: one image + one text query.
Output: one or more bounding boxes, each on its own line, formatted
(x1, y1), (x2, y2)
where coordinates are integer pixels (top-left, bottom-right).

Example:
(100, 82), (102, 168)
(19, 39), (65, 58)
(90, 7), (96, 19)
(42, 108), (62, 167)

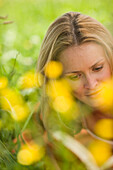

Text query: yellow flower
(11, 104), (30, 121)
(53, 95), (78, 119)
(18, 71), (43, 89)
(17, 143), (45, 165)
(44, 61), (63, 79)
(46, 79), (72, 99)
(0, 77), (8, 89)
(0, 88), (30, 121)
(88, 140), (112, 166)
(53, 95), (74, 113)
(0, 88), (24, 110)
(96, 79), (113, 111)
(46, 79), (78, 119)
(94, 119), (113, 139)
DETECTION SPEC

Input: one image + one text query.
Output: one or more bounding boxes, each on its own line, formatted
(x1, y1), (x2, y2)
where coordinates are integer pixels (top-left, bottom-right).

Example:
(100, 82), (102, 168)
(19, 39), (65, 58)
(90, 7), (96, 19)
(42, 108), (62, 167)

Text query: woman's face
(59, 42), (111, 108)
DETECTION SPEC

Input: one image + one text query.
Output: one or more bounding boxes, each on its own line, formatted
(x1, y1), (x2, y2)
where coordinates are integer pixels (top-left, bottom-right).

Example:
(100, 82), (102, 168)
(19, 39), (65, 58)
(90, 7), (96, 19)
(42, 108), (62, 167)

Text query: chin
(79, 97), (101, 109)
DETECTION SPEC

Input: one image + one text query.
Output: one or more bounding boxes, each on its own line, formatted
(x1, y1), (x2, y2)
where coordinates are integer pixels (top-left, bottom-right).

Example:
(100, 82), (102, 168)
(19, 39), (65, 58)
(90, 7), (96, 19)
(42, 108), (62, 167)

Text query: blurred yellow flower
(11, 104), (30, 121)
(96, 79), (113, 111)
(53, 95), (78, 119)
(0, 77), (8, 89)
(46, 79), (72, 99)
(94, 119), (113, 139)
(18, 71), (43, 89)
(44, 61), (63, 79)
(0, 88), (30, 121)
(0, 88), (24, 110)
(17, 143), (45, 165)
(53, 95), (74, 113)
(46, 79), (78, 119)
(88, 140), (112, 166)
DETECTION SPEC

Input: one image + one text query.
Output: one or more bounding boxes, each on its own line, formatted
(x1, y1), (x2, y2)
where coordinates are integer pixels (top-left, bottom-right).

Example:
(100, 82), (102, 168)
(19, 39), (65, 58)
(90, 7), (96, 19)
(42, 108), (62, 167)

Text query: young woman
(37, 12), (113, 148)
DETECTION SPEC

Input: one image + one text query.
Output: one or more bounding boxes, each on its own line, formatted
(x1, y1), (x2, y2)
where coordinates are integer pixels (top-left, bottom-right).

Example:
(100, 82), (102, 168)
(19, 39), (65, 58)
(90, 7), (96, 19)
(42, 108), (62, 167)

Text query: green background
(0, 0), (113, 84)
(0, 0), (113, 169)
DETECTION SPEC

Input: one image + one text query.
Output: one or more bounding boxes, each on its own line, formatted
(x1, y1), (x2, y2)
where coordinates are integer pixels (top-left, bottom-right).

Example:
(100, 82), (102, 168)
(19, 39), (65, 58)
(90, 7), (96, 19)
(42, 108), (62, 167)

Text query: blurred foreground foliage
(0, 0), (113, 169)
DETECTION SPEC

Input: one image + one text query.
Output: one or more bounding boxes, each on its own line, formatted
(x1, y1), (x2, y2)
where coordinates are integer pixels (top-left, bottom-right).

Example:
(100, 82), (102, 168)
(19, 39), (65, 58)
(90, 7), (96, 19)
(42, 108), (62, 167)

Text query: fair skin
(59, 42), (111, 109)
(59, 42), (112, 133)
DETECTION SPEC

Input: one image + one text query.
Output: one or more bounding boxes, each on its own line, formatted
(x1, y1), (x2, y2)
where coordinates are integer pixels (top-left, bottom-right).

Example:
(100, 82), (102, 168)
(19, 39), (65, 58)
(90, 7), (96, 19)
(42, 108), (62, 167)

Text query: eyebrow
(64, 59), (104, 75)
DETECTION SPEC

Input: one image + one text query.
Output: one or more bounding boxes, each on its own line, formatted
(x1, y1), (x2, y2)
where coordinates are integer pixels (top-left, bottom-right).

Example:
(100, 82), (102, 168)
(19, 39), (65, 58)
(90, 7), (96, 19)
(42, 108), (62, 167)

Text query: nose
(84, 75), (98, 90)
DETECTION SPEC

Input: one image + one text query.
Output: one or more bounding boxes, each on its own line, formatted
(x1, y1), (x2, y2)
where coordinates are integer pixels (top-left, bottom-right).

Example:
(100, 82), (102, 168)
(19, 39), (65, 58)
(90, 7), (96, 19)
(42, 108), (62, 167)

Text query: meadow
(0, 0), (113, 169)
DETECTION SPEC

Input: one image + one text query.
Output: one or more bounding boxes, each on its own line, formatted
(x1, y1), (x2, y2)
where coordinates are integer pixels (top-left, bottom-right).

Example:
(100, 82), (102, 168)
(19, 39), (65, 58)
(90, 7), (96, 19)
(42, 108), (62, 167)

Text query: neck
(91, 109), (113, 119)
(83, 109), (113, 144)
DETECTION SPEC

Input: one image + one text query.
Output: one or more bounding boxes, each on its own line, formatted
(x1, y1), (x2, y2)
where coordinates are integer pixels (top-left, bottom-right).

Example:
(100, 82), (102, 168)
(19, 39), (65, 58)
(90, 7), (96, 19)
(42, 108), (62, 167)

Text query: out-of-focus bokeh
(0, 0), (113, 170)
(0, 0), (113, 83)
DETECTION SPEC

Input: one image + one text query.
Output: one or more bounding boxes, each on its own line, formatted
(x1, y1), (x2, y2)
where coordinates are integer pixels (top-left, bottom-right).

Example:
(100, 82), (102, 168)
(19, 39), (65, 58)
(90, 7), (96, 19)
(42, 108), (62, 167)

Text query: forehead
(59, 42), (106, 73)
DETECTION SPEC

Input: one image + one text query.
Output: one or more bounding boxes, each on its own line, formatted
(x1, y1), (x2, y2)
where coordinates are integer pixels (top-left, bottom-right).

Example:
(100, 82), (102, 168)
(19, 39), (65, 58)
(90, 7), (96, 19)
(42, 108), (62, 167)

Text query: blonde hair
(37, 12), (113, 131)
(37, 12), (113, 74)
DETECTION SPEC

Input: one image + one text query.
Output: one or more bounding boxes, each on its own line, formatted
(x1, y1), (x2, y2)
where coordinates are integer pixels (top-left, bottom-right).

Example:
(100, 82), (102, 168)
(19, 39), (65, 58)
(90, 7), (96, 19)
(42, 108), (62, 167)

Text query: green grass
(0, 0), (113, 169)
(0, 0), (112, 78)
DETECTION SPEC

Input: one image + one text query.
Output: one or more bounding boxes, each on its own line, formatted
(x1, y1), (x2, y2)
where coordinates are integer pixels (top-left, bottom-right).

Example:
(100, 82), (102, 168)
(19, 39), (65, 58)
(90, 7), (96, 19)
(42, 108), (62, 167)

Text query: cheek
(104, 69), (111, 79)
(102, 64), (111, 80)
(74, 87), (84, 99)
(67, 80), (84, 98)
(98, 68), (111, 82)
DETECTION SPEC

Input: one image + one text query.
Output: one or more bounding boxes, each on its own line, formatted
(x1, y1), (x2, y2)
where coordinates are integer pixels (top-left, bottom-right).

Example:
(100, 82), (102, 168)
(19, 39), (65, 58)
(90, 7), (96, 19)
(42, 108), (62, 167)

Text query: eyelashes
(92, 65), (103, 72)
(66, 65), (104, 81)
(67, 73), (82, 80)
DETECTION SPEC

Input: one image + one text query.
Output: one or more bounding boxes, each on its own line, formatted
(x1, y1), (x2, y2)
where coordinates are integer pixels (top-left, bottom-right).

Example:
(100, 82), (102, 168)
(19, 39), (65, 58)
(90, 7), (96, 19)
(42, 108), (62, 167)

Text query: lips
(85, 88), (102, 98)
